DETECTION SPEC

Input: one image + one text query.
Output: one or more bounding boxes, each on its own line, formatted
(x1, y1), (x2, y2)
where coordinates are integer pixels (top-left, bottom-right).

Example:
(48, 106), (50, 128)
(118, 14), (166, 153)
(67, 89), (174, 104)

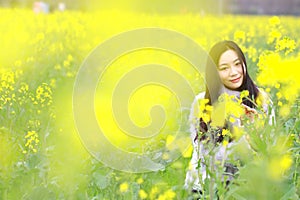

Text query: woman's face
(217, 49), (244, 90)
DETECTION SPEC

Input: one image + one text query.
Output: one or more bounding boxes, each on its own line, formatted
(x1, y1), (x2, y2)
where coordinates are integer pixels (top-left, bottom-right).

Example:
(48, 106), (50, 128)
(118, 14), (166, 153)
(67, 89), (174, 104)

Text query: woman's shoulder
(257, 87), (267, 97)
(257, 87), (272, 105)
(189, 91), (206, 119)
(257, 87), (273, 114)
(194, 91), (206, 101)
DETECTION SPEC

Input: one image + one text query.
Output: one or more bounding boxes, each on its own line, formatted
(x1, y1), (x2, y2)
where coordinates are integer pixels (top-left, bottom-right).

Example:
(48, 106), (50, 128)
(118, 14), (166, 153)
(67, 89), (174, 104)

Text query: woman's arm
(188, 92), (206, 144)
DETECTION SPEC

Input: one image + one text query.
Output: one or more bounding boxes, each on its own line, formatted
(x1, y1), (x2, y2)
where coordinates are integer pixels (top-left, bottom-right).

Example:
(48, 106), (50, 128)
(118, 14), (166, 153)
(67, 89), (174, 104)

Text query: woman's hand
(241, 104), (257, 122)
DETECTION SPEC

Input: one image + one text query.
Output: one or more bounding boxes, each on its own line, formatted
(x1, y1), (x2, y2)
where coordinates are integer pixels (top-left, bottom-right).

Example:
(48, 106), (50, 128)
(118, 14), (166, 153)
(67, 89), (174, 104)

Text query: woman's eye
(235, 62), (241, 66)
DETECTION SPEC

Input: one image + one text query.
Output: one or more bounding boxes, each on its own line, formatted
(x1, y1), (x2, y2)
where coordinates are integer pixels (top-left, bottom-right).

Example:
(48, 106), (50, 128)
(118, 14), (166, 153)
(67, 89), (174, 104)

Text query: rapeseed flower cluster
(23, 130), (39, 153)
(257, 52), (300, 117)
(146, 185), (176, 200)
(267, 16), (283, 44)
(268, 153), (293, 180)
(34, 83), (53, 108)
(210, 93), (244, 127)
(0, 69), (54, 156)
(234, 30), (246, 43)
(197, 98), (212, 123)
(256, 17), (299, 118)
(157, 189), (176, 200)
(195, 92), (257, 148)
(0, 71), (16, 108)
(275, 37), (296, 54)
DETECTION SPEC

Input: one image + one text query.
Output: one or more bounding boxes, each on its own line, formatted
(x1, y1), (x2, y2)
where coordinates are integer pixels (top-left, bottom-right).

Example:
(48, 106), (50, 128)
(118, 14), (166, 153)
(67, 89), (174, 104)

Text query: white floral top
(184, 89), (275, 191)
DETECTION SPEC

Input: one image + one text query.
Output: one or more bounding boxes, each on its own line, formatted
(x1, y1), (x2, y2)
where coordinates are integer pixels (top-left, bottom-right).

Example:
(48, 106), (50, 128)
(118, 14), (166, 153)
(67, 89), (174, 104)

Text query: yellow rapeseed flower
(240, 90), (249, 99)
(150, 186), (159, 199)
(232, 126), (244, 140)
(63, 60), (70, 67)
(157, 189), (176, 200)
(119, 182), (129, 193)
(268, 154), (293, 180)
(269, 16), (281, 26)
(67, 54), (73, 61)
(222, 129), (230, 136)
(234, 30), (246, 42)
(182, 145), (193, 158)
(14, 60), (22, 67)
(229, 116), (236, 123)
(137, 177), (144, 184)
(279, 104), (290, 117)
(197, 98), (211, 123)
(268, 30), (282, 44)
(166, 135), (174, 146)
(222, 140), (229, 147)
(139, 189), (148, 199)
(279, 154), (293, 171)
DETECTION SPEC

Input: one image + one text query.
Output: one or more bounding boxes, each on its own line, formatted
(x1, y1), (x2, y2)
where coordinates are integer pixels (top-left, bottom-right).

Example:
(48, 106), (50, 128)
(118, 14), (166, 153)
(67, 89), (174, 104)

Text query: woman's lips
(230, 77), (241, 83)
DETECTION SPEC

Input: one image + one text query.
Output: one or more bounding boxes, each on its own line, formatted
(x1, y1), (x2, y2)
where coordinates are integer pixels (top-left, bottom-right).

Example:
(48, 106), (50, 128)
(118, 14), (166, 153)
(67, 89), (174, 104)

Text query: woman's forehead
(219, 49), (239, 64)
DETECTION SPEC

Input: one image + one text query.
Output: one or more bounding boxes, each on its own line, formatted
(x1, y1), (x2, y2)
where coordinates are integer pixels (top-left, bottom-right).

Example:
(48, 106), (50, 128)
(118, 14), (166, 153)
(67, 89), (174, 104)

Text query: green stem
(293, 154), (299, 187)
(209, 152), (215, 200)
(209, 128), (216, 200)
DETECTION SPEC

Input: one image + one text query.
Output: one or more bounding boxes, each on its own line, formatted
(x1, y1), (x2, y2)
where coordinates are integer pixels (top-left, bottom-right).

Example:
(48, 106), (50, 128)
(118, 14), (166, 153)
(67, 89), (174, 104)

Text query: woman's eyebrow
(219, 58), (240, 66)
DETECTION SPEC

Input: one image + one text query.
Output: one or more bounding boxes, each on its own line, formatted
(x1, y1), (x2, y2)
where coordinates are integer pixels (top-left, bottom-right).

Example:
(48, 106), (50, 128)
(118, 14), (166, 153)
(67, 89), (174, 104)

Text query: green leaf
(280, 186), (299, 200)
(93, 172), (110, 189)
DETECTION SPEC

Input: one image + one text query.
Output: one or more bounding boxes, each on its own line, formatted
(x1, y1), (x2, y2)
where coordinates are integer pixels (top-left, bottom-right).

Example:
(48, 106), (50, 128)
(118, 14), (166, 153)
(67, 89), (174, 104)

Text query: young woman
(185, 40), (275, 194)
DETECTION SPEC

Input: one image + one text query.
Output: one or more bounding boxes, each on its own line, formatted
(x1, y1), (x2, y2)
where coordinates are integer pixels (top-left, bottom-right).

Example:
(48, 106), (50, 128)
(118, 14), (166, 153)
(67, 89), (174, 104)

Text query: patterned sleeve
(188, 92), (206, 145)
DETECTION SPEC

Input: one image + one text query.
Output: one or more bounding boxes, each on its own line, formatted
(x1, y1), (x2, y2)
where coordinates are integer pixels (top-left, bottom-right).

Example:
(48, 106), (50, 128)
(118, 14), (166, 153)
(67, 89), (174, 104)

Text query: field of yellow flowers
(0, 8), (300, 199)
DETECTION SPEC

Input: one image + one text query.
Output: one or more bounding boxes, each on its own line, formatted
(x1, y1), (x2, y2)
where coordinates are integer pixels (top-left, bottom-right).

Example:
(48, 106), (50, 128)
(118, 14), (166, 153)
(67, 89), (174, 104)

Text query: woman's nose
(229, 65), (238, 76)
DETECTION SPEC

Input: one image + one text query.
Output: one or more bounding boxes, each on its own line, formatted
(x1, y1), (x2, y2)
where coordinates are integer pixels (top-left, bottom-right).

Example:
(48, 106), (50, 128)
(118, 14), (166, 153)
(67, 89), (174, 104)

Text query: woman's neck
(220, 86), (241, 98)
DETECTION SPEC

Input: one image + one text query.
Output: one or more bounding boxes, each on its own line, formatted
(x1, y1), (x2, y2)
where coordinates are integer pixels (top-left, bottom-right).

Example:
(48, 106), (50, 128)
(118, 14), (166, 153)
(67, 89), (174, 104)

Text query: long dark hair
(204, 40), (259, 108)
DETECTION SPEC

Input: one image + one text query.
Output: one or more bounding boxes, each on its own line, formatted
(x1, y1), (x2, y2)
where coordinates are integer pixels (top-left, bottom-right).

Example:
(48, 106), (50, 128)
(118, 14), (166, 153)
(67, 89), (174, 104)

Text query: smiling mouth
(230, 77), (241, 83)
